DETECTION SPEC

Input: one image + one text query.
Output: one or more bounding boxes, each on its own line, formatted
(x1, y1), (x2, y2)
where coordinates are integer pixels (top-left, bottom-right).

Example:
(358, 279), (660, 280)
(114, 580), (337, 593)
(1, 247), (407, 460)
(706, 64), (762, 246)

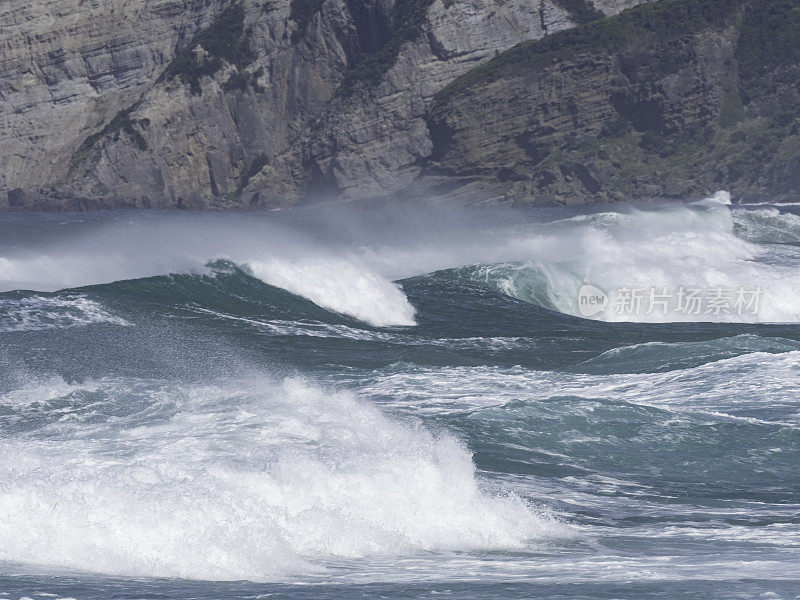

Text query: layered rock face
(0, 0), (229, 206)
(0, 0), (653, 209)
(2, 0), (355, 209)
(425, 0), (800, 204)
(267, 0), (575, 203)
(4, 0), (798, 209)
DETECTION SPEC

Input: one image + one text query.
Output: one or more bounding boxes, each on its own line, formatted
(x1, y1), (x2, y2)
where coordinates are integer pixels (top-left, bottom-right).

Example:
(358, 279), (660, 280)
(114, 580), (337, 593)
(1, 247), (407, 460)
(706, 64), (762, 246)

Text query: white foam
(247, 257), (416, 327)
(357, 351), (800, 425)
(3, 193), (800, 325)
(733, 206), (800, 245)
(690, 190), (732, 206)
(0, 376), (568, 581)
(0, 296), (130, 332)
(455, 194), (800, 322)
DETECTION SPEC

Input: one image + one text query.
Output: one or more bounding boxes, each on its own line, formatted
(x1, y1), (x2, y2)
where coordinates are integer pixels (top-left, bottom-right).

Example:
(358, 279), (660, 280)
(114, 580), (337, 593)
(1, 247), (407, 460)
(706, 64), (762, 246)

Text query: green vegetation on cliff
(736, 0), (800, 97)
(159, 3), (254, 95)
(340, 0), (436, 93)
(429, 0), (800, 203)
(435, 0), (742, 106)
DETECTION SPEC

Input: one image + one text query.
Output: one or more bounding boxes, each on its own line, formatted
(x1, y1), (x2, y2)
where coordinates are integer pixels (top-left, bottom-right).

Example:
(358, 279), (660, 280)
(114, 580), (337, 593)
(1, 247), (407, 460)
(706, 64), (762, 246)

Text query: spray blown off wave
(0, 375), (568, 581)
(2, 204), (800, 598)
(247, 257), (416, 327)
(1, 194), (800, 327)
(442, 195), (800, 323)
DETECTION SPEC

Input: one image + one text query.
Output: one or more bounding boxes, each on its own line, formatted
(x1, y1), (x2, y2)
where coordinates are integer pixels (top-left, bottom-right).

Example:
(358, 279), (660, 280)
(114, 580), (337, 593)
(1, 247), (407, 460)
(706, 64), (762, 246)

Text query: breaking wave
(247, 257), (416, 327)
(439, 195), (800, 323)
(0, 375), (569, 581)
(1, 193), (800, 325)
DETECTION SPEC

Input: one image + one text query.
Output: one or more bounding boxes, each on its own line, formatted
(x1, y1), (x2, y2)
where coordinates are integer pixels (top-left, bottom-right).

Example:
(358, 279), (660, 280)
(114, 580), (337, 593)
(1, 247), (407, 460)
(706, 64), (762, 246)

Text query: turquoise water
(1, 199), (799, 599)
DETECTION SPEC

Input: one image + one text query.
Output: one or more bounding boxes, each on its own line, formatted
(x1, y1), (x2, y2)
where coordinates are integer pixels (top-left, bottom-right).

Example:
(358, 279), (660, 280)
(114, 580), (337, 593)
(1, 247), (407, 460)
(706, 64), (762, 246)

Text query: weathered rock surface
(3, 0), (797, 209)
(270, 0), (575, 203)
(0, 0), (229, 205)
(424, 0), (800, 205)
(1, 0), (658, 209)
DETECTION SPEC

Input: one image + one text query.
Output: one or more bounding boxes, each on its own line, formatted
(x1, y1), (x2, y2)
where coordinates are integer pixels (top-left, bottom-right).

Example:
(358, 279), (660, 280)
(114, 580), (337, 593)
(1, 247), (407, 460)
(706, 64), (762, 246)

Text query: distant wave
(436, 194), (800, 323)
(577, 334), (800, 374)
(357, 350), (800, 426)
(2, 192), (800, 325)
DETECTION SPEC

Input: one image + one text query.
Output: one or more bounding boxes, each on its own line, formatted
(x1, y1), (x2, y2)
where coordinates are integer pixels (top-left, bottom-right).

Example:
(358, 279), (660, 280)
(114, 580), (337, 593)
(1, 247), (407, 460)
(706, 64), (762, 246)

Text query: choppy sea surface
(1, 195), (799, 599)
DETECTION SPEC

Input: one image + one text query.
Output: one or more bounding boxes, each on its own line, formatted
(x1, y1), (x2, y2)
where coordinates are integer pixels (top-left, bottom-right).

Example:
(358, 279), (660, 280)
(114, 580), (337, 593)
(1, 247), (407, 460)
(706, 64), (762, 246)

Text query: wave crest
(247, 257), (416, 327)
(440, 197), (800, 323)
(0, 375), (567, 581)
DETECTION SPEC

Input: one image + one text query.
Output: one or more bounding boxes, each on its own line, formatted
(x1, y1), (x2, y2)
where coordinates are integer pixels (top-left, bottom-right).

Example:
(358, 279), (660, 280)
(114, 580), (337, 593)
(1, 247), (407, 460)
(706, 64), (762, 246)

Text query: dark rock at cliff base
(7, 189), (25, 208)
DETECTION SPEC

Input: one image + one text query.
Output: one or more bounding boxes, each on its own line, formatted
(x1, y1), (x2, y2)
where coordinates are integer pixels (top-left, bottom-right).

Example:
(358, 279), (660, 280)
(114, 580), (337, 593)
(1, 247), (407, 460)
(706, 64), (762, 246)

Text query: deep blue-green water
(1, 197), (800, 599)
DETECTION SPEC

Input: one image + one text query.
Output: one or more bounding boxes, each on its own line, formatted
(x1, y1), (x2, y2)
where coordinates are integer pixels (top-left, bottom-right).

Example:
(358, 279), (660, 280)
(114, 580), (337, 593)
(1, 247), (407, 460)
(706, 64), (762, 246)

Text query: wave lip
(247, 257), (416, 327)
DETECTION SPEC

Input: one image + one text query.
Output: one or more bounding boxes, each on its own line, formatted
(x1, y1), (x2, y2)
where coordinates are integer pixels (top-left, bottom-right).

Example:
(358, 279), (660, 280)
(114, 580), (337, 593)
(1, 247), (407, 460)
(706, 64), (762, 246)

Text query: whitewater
(1, 196), (799, 599)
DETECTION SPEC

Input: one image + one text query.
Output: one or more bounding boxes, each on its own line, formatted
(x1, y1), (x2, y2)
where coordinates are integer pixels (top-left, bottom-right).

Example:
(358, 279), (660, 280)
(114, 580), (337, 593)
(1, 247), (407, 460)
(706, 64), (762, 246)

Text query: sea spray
(2, 195), (800, 325)
(1, 203), (799, 596)
(0, 375), (569, 581)
(247, 257), (416, 327)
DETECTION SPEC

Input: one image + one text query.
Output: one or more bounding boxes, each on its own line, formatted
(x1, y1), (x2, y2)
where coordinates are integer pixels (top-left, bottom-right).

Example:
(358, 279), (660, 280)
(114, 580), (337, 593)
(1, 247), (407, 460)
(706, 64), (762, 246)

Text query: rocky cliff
(0, 0), (649, 209)
(1, 0), (797, 209)
(425, 0), (800, 204)
(1, 0), (228, 208)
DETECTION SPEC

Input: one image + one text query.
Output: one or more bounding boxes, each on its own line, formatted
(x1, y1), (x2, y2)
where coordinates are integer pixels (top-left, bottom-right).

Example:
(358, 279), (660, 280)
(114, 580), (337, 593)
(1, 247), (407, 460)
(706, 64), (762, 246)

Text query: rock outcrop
(264, 0), (575, 204)
(2, 0), (798, 209)
(0, 0), (229, 207)
(0, 0), (655, 209)
(425, 0), (800, 204)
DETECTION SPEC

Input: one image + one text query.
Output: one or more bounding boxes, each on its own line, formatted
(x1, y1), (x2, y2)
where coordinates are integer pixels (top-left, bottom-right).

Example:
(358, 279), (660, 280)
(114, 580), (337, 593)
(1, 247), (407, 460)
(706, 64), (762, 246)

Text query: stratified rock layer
(3, 0), (798, 209)
(426, 0), (800, 204)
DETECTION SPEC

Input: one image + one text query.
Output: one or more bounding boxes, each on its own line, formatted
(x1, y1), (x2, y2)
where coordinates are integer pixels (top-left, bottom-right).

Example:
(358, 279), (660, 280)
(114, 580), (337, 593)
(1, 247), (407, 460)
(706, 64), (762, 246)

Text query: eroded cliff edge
(1, 0), (798, 209)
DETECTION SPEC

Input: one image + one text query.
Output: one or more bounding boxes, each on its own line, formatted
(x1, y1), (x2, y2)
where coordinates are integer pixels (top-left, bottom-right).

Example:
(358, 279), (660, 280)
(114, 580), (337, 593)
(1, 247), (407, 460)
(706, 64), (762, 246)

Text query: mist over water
(2, 193), (800, 325)
(1, 196), (800, 599)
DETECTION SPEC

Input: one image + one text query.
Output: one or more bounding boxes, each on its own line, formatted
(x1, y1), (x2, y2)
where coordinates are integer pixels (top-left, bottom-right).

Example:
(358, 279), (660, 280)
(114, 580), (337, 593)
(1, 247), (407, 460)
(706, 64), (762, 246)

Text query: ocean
(1, 195), (799, 599)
